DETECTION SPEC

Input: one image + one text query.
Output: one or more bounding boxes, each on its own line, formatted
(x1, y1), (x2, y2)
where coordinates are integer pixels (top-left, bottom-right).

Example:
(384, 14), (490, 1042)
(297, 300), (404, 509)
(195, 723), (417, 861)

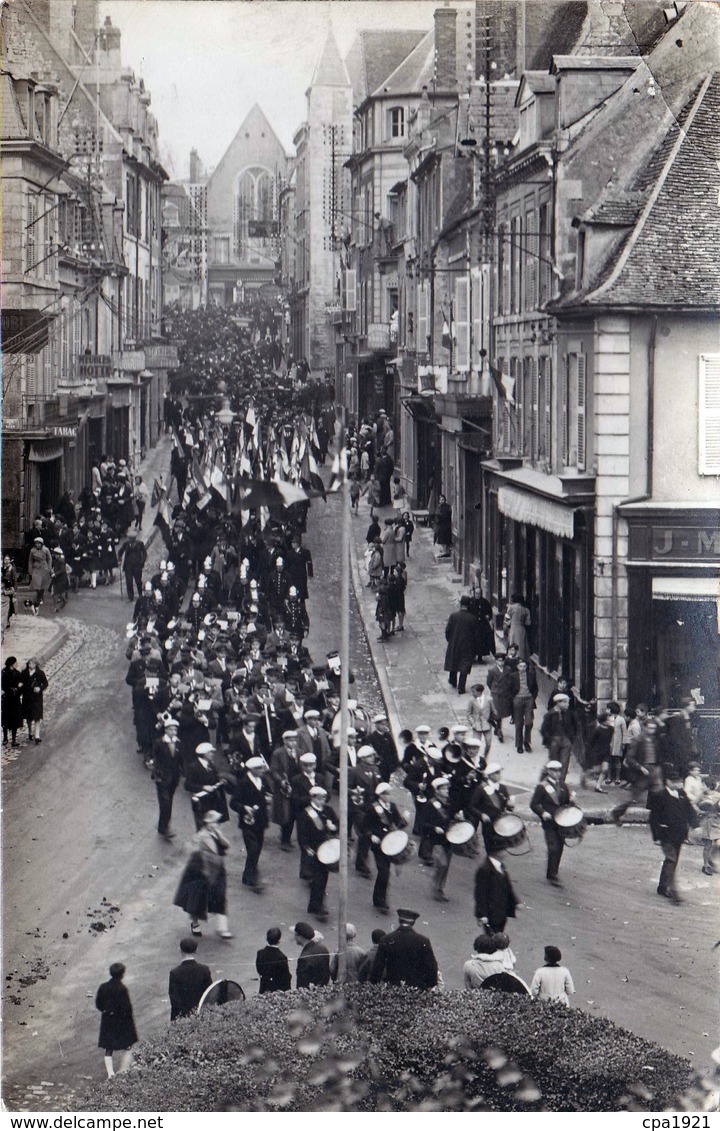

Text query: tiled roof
(580, 192), (645, 226)
(345, 30), (427, 107)
(380, 30), (433, 97)
(2, 72), (28, 140)
(583, 74), (720, 307)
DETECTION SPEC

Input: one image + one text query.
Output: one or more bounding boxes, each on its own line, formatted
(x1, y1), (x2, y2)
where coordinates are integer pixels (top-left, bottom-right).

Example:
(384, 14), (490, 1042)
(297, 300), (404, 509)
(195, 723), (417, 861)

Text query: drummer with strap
(364, 783), (409, 912)
(417, 777), (456, 903)
(470, 762), (515, 854)
(529, 761), (571, 886)
(296, 786), (339, 919)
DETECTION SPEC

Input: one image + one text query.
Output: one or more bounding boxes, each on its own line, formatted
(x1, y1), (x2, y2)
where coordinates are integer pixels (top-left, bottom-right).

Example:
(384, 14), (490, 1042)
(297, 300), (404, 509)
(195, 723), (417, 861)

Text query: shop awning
(28, 441), (63, 462)
(498, 485), (575, 540)
(652, 576), (720, 602)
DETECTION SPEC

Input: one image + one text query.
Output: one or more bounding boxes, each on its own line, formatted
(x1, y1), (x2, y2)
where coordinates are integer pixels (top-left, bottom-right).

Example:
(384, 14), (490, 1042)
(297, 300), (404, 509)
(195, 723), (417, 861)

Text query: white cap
(431, 777), (451, 790)
(309, 786), (327, 797)
(375, 782), (391, 795)
(246, 756), (265, 771)
(357, 745), (375, 759)
(300, 753), (317, 765)
(195, 742), (215, 756)
(416, 724), (431, 734)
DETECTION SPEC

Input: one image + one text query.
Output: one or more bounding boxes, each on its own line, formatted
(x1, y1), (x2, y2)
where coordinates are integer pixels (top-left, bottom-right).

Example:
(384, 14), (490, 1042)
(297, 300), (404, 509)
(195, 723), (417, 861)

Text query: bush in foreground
(84, 985), (700, 1112)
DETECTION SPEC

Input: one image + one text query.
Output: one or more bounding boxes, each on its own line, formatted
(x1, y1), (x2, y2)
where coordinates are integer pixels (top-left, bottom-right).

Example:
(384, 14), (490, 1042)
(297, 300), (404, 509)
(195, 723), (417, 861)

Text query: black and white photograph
(1, 0), (719, 1116)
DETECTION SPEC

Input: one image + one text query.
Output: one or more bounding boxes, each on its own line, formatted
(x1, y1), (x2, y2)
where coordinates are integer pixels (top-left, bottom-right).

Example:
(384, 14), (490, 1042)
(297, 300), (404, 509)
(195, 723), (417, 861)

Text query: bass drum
(330, 703), (373, 749)
(492, 813), (530, 855)
(446, 820), (475, 845)
(317, 837), (341, 871)
(380, 829), (415, 865)
(553, 805), (587, 845)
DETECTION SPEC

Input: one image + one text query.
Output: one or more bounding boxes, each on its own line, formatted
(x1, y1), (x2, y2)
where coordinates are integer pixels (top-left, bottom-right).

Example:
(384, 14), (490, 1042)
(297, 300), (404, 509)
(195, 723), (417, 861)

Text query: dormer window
(389, 106), (405, 139)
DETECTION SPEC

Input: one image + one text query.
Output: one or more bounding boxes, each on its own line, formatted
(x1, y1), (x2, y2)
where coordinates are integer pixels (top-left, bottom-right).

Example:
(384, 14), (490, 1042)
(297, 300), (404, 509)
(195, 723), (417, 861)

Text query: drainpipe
(610, 314), (656, 699)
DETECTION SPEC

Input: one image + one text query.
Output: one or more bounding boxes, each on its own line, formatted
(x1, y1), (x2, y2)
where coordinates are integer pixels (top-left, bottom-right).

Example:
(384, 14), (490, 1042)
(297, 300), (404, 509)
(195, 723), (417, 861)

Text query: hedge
(83, 985), (701, 1112)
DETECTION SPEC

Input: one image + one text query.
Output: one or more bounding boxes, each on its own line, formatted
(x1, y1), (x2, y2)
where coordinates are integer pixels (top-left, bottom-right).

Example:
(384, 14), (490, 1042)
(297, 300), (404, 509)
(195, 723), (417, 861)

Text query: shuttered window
(561, 354), (569, 466)
(525, 209), (537, 310)
(543, 356), (552, 464)
(344, 268), (357, 312)
(576, 352), (587, 470)
(530, 356), (539, 460)
(699, 354), (720, 475)
(417, 282), (429, 355)
(471, 268), (482, 371)
(454, 276), (470, 372)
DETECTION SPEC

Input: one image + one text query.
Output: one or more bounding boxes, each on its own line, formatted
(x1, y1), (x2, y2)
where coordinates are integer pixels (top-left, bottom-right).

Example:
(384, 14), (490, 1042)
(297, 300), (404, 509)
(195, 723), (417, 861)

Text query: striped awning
(652, 576), (720, 602)
(498, 485), (575, 540)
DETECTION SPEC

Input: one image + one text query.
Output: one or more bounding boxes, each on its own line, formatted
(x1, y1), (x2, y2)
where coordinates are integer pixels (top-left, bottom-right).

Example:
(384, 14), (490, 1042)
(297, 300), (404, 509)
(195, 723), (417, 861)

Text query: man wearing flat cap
(530, 761), (571, 885)
(269, 729), (301, 850)
(168, 938), (213, 1020)
(366, 714), (399, 781)
(369, 908), (439, 989)
(540, 693), (576, 782)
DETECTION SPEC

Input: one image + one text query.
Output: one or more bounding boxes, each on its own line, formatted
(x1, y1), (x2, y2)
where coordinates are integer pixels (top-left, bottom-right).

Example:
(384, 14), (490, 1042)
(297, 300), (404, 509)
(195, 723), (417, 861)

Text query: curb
(37, 623), (71, 669)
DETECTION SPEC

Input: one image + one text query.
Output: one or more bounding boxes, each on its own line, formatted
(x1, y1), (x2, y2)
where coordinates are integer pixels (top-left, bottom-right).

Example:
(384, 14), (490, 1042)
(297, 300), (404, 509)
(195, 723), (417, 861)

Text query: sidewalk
(1, 436), (173, 668)
(347, 498), (647, 823)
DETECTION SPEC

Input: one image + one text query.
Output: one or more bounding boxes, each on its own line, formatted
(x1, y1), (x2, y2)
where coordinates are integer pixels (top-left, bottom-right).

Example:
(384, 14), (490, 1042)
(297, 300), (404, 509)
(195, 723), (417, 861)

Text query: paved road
(2, 493), (717, 1111)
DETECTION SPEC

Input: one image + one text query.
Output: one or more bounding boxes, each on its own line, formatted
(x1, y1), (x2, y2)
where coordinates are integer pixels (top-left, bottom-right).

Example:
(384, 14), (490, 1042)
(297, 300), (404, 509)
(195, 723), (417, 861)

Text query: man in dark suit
(529, 760), (571, 885)
(168, 938), (213, 1020)
(292, 921), (331, 988)
(369, 907), (439, 989)
(255, 927), (291, 993)
(474, 850), (519, 933)
(444, 595), (479, 695)
(648, 765), (696, 903)
(230, 756), (269, 890)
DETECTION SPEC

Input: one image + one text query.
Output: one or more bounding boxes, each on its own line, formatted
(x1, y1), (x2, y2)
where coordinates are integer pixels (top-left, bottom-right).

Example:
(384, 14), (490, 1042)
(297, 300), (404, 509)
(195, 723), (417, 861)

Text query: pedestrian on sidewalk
(444, 595), (478, 695)
(611, 716), (655, 825)
(25, 536), (52, 615)
(540, 694), (576, 780)
(530, 946), (575, 1006)
(486, 654), (514, 742)
(49, 550), (71, 611)
(2, 554), (18, 628)
(375, 578), (394, 641)
(401, 511), (414, 557)
(95, 962), (138, 1077)
(20, 657), (48, 744)
(433, 495), (452, 557)
(512, 659), (537, 753)
(2, 657), (23, 747)
(467, 683), (494, 757)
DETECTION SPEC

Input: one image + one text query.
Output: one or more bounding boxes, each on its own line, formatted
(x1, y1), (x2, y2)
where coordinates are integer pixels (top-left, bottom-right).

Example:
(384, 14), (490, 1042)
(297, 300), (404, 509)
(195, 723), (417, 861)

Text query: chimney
(189, 149), (203, 183)
(434, 7), (458, 91)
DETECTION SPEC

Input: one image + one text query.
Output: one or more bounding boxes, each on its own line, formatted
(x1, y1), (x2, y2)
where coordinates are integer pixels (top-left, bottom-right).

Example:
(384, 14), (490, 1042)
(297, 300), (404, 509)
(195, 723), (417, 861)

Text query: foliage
(81, 985), (702, 1113)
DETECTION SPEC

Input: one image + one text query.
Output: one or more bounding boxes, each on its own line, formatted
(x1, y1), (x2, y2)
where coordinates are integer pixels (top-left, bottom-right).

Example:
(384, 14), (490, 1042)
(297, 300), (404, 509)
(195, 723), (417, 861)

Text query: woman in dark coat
(434, 495), (452, 557)
(20, 657), (48, 743)
(2, 657), (24, 746)
(95, 962), (138, 1077)
(2, 554), (18, 627)
(174, 809), (233, 938)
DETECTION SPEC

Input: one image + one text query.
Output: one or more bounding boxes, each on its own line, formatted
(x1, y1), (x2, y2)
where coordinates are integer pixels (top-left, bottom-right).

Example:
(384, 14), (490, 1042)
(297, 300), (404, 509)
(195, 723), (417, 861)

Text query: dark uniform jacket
(168, 958), (213, 1020)
(369, 925), (439, 989)
(529, 779), (570, 823)
(255, 945), (292, 993)
(473, 856), (519, 924)
(647, 787), (695, 845)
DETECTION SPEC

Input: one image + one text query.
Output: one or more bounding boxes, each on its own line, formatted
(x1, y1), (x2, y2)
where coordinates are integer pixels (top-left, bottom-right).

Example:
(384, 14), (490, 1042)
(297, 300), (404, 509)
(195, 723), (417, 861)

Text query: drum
(317, 837), (341, 870)
(554, 805), (587, 844)
(380, 830), (415, 865)
(446, 820), (475, 845)
(492, 813), (530, 855)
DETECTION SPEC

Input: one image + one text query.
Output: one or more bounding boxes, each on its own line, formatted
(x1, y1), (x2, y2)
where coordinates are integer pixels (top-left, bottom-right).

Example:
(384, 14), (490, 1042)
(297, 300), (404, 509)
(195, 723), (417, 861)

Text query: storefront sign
(78, 354), (112, 380)
(50, 425), (78, 438)
(144, 344), (179, 369)
(367, 323), (390, 352)
(628, 524), (720, 561)
(113, 350), (146, 372)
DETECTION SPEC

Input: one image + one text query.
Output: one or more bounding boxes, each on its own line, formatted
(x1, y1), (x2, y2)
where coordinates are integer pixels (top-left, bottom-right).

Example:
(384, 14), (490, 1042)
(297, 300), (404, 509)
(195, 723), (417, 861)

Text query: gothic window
(234, 167), (275, 257)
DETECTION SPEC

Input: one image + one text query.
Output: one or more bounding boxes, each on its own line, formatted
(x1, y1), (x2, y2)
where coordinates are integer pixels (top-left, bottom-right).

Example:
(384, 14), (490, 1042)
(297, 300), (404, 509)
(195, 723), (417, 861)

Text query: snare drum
(317, 837), (341, 870)
(446, 820), (475, 845)
(380, 830), (415, 865)
(492, 813), (530, 855)
(553, 805), (587, 844)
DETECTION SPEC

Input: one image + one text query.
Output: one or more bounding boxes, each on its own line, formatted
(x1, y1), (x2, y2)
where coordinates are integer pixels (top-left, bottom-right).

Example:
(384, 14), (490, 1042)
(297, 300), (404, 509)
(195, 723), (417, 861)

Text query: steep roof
(380, 30), (434, 97)
(1, 72), (28, 140)
(208, 103), (288, 187)
(310, 27), (350, 89)
(577, 74), (720, 308)
(344, 30), (427, 107)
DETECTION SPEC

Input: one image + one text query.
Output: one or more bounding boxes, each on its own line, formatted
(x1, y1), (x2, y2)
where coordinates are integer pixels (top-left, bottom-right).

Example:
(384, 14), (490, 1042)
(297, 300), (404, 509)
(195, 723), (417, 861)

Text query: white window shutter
(345, 268), (357, 312)
(561, 354), (569, 466)
(577, 353), (587, 470)
(455, 276), (470, 372)
(417, 282), (428, 353)
(471, 269), (482, 371)
(544, 357), (552, 463)
(699, 354), (720, 475)
(530, 356), (539, 459)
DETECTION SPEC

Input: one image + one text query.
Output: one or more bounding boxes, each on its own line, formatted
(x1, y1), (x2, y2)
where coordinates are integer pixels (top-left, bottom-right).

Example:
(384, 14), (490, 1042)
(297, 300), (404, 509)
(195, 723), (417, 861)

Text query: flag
(232, 477), (319, 513)
(441, 306), (453, 352)
(328, 446), (347, 492)
(153, 494), (173, 551)
(299, 441), (327, 501)
(489, 361), (515, 406)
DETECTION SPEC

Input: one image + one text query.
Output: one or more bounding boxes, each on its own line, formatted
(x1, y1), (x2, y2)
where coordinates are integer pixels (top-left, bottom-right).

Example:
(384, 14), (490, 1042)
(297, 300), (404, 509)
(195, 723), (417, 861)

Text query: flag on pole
(153, 493), (173, 551)
(441, 306), (453, 352)
(232, 477), (321, 513)
(489, 361), (515, 406)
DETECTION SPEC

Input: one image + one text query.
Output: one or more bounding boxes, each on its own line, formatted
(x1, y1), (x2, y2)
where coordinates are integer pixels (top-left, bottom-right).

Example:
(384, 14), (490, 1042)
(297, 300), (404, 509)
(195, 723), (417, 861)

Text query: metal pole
(336, 453), (350, 982)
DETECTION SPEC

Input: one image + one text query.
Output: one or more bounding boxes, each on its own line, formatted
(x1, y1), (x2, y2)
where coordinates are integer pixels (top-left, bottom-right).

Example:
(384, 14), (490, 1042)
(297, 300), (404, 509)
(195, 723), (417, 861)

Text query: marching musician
(364, 782), (408, 912)
(469, 762), (514, 854)
(269, 729), (301, 851)
(296, 785), (338, 919)
(230, 755), (270, 892)
(404, 728), (443, 863)
(349, 746), (382, 877)
(529, 760), (572, 886)
(184, 741), (230, 829)
(417, 776), (454, 903)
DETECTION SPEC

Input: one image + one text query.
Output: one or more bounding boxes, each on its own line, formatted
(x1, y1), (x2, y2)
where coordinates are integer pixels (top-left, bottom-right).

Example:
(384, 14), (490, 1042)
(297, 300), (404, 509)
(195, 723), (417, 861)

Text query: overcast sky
(100, 0), (442, 179)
